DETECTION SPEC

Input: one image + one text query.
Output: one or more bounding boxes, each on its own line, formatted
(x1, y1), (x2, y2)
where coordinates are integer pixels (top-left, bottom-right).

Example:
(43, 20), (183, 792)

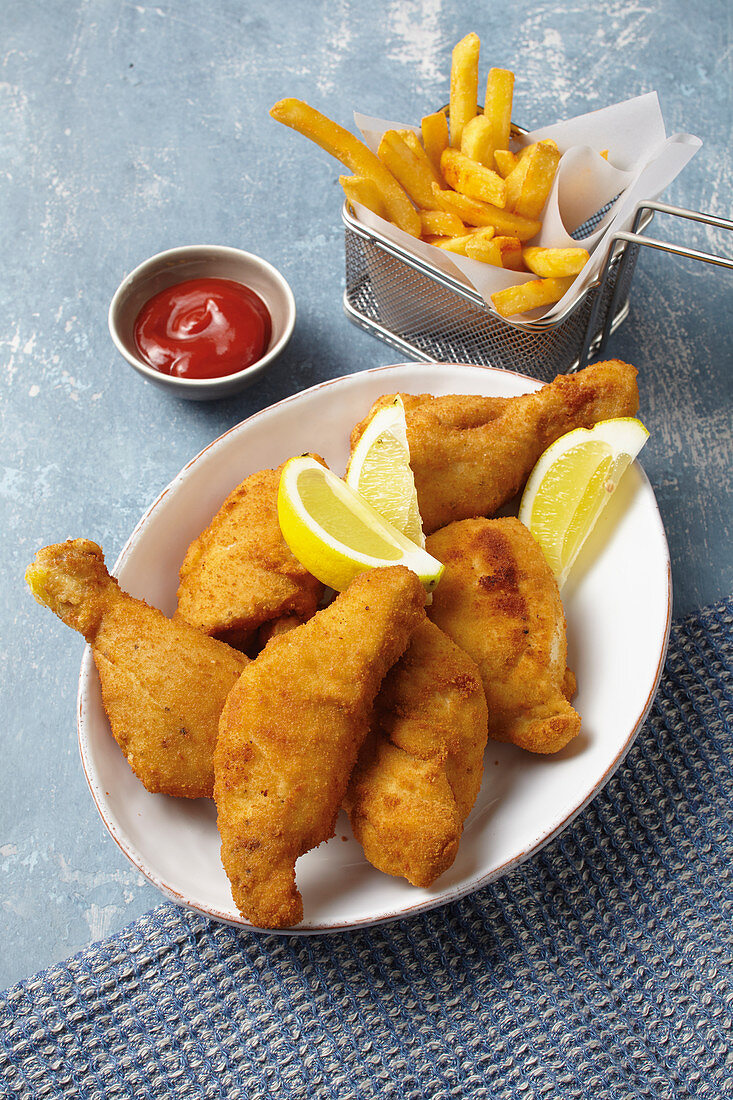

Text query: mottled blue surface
(1, 0), (731, 986)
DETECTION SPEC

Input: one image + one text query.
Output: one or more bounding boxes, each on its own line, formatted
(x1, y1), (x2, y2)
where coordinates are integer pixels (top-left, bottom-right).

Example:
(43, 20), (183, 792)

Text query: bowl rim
(107, 244), (296, 392)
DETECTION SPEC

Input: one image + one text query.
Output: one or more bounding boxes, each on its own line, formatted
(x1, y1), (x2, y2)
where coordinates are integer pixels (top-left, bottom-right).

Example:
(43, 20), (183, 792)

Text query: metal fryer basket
(342, 199), (647, 383)
(343, 197), (732, 381)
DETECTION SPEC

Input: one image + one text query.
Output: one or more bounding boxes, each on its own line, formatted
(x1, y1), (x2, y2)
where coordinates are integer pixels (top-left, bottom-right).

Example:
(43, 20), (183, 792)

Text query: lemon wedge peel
(278, 456), (444, 593)
(345, 396), (425, 548)
(518, 417), (649, 588)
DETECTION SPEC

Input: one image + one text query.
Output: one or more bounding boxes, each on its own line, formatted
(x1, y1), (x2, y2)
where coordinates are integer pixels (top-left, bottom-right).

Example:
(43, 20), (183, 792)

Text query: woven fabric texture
(1, 598), (731, 1100)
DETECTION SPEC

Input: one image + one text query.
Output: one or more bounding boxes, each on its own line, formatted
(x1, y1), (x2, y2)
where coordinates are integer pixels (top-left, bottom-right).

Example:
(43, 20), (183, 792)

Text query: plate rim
(76, 361), (673, 934)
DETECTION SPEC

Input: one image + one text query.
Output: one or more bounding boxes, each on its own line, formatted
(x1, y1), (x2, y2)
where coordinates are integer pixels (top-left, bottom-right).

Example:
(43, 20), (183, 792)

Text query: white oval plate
(77, 363), (672, 933)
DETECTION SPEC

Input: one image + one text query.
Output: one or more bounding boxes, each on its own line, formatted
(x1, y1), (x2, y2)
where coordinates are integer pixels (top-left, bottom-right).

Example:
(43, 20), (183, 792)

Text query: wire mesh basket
(343, 198), (649, 383)
(344, 196), (733, 380)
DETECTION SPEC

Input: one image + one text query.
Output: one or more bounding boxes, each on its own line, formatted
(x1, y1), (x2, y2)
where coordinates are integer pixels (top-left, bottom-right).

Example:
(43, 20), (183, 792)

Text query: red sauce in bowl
(134, 277), (272, 379)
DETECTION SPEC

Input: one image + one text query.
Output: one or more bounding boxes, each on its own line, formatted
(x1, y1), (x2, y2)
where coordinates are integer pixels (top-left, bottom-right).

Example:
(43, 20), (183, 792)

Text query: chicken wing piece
(26, 540), (248, 798)
(344, 619), (488, 887)
(350, 360), (639, 534)
(214, 565), (425, 929)
(426, 518), (580, 754)
(176, 461), (324, 651)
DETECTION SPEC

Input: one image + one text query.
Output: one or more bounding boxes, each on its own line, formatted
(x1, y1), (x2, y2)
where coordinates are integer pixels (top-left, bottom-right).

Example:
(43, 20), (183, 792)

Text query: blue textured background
(1, 0), (731, 986)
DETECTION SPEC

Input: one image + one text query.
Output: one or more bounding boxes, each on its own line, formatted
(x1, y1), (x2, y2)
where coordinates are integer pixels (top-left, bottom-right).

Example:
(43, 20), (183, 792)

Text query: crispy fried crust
(350, 360), (639, 534)
(426, 518), (581, 753)
(26, 539), (247, 797)
(344, 619), (488, 887)
(214, 566), (426, 929)
(176, 462), (324, 649)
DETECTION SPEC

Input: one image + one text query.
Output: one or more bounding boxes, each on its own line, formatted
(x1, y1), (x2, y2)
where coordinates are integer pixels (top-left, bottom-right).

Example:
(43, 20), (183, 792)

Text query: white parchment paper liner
(352, 93), (701, 324)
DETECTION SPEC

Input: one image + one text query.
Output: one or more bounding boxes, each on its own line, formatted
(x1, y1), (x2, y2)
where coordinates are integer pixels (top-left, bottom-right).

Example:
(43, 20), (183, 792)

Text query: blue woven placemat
(1, 597), (731, 1100)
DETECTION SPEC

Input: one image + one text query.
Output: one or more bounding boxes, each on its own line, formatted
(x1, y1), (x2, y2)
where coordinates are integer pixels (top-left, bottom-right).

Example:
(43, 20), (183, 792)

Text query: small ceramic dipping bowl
(108, 245), (296, 400)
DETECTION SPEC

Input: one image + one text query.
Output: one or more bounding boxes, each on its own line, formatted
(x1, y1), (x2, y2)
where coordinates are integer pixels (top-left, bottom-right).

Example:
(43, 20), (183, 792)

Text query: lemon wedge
(278, 456), (443, 593)
(518, 416), (649, 588)
(346, 396), (425, 546)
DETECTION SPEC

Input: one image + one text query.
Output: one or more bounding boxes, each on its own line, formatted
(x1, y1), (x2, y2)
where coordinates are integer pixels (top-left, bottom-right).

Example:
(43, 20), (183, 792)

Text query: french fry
(483, 68), (514, 157)
(469, 226), (496, 243)
(512, 140), (561, 219)
(504, 156), (531, 211)
(505, 136), (558, 186)
(434, 234), (476, 255)
(270, 98), (421, 237)
(491, 276), (575, 318)
(431, 183), (541, 241)
(494, 236), (525, 271)
(435, 226), (495, 256)
(339, 175), (387, 220)
(399, 130), (424, 158)
(494, 149), (518, 178)
(378, 129), (440, 210)
(515, 138), (558, 162)
(399, 130), (445, 189)
(506, 138), (558, 207)
(449, 33), (480, 148)
(421, 110), (449, 178)
(440, 148), (506, 208)
(523, 247), (590, 277)
(460, 115), (495, 165)
(464, 235), (503, 266)
(420, 210), (465, 237)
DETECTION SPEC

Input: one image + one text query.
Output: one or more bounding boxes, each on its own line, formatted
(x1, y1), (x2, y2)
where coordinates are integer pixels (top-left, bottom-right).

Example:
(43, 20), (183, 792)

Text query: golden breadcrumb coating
(26, 539), (247, 797)
(350, 360), (639, 533)
(345, 619), (488, 887)
(426, 518), (580, 754)
(176, 460), (324, 650)
(214, 565), (426, 928)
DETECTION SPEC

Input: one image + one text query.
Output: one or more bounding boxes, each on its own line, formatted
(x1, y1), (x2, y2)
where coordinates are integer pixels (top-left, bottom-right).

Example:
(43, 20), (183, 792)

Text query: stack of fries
(270, 33), (595, 320)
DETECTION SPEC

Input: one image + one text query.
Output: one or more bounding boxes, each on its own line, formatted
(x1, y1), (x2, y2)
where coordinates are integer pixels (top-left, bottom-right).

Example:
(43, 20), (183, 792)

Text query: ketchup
(134, 277), (272, 379)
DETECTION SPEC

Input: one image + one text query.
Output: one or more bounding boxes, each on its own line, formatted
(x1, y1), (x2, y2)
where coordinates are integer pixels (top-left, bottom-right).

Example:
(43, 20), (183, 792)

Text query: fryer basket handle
(578, 200), (733, 370)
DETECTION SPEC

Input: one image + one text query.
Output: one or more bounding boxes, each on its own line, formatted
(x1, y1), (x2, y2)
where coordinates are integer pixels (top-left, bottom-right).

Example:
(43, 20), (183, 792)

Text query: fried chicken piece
(426, 518), (580, 754)
(255, 614), (302, 649)
(350, 360), (639, 534)
(344, 620), (488, 887)
(176, 461), (324, 650)
(26, 540), (248, 797)
(214, 565), (425, 929)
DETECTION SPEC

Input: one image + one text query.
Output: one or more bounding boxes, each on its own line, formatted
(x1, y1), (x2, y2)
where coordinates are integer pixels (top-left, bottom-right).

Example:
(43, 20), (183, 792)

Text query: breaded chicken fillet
(176, 461), (324, 651)
(350, 360), (639, 534)
(214, 565), (425, 929)
(26, 540), (247, 797)
(426, 518), (580, 754)
(344, 619), (488, 887)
